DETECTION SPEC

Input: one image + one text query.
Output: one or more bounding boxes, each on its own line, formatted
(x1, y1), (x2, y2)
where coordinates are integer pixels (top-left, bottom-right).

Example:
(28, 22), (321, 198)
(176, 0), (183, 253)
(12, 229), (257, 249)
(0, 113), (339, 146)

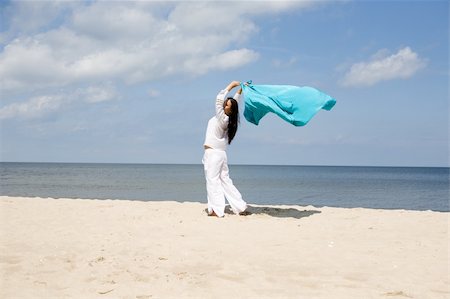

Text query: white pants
(202, 149), (247, 217)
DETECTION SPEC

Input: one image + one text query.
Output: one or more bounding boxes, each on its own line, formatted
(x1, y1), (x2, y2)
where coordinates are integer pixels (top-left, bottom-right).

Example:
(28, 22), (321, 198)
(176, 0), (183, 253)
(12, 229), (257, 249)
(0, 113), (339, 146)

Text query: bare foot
(239, 210), (251, 216)
(205, 209), (218, 217)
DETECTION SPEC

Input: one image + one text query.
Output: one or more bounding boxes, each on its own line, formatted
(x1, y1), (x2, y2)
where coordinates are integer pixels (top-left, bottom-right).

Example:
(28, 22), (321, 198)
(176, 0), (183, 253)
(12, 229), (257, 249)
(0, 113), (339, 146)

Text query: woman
(202, 80), (247, 217)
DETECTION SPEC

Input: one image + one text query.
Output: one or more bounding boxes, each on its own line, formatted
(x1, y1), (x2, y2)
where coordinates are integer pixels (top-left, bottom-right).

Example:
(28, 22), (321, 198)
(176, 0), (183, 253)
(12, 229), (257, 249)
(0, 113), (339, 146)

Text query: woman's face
(224, 99), (232, 116)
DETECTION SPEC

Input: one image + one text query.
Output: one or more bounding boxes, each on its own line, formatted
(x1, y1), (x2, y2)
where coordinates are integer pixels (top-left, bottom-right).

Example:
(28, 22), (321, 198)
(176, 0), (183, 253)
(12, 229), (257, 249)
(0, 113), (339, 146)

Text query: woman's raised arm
(225, 81), (241, 92)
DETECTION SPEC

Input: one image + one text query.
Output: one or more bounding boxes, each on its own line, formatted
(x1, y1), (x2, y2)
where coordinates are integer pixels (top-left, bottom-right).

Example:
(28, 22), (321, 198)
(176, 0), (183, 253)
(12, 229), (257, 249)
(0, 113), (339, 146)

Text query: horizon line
(1, 161), (449, 169)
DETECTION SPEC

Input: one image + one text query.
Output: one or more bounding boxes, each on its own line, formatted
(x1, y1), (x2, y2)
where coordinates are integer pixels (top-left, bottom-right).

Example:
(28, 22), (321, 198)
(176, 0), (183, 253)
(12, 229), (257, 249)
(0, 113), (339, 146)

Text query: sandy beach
(0, 196), (448, 298)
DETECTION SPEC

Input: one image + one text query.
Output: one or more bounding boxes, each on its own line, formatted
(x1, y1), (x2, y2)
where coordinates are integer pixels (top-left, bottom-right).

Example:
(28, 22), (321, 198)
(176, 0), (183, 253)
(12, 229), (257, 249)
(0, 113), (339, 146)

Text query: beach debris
(98, 289), (114, 295)
(176, 271), (188, 280)
(88, 256), (105, 266)
(328, 241), (335, 248)
(383, 290), (412, 298)
(158, 257), (168, 261)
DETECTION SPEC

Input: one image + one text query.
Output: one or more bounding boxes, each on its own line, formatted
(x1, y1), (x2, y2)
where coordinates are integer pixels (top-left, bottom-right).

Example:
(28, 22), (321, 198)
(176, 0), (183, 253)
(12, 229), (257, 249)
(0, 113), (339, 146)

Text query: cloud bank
(0, 1), (317, 119)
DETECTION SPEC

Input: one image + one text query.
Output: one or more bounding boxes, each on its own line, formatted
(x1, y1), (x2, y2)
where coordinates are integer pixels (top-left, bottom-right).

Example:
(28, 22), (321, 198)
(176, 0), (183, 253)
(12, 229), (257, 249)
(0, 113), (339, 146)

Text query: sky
(0, 0), (448, 167)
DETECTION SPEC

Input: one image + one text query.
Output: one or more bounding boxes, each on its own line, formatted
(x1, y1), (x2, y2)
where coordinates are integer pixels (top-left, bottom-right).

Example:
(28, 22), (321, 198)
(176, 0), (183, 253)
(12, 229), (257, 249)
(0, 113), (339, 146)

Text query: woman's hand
(226, 81), (241, 91)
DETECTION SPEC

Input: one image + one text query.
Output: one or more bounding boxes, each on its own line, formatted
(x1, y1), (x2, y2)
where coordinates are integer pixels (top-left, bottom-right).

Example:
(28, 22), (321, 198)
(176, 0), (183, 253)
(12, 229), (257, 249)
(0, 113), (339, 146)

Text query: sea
(0, 162), (448, 212)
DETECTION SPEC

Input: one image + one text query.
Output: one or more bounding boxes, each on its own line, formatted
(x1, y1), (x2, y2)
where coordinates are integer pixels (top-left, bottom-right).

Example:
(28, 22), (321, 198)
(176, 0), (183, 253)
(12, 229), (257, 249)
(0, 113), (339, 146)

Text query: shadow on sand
(225, 205), (321, 219)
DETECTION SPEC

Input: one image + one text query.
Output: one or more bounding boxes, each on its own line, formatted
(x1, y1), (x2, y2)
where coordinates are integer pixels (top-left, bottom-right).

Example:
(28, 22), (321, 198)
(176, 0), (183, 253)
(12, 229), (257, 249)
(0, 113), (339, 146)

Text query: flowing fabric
(241, 83), (336, 126)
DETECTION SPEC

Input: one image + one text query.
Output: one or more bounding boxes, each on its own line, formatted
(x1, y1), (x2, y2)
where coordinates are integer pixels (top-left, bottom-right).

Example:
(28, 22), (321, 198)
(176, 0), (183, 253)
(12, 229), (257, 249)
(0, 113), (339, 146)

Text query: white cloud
(0, 38), (71, 90)
(81, 84), (118, 103)
(341, 47), (427, 87)
(0, 83), (117, 119)
(0, 95), (63, 120)
(272, 56), (299, 68)
(1, 2), (77, 37)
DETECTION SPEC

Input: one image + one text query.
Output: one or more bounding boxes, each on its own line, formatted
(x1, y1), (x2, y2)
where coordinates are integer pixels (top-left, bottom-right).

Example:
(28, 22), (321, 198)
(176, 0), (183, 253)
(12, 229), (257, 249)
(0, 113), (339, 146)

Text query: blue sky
(0, 1), (448, 167)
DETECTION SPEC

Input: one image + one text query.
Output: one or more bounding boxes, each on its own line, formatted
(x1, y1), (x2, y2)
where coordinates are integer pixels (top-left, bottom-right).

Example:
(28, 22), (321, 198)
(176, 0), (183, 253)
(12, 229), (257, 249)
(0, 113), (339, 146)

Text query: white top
(203, 89), (242, 151)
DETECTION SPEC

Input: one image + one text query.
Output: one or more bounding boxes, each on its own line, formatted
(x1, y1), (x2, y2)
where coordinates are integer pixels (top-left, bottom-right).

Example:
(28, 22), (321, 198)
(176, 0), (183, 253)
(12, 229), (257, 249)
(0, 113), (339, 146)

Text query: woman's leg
(203, 149), (226, 217)
(220, 153), (247, 214)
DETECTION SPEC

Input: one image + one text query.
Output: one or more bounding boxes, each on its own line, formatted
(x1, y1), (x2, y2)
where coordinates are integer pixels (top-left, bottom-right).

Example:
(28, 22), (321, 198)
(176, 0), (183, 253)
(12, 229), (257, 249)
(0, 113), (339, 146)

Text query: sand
(0, 196), (448, 299)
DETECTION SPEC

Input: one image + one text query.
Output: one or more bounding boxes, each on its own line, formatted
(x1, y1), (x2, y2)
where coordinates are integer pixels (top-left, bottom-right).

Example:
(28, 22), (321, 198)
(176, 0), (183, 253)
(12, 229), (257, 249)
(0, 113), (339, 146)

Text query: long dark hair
(227, 97), (239, 144)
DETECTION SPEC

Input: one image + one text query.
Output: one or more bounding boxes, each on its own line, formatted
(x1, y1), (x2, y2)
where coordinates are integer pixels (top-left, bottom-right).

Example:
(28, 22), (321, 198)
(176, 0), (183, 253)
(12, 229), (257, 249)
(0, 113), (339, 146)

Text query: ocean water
(0, 162), (448, 212)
